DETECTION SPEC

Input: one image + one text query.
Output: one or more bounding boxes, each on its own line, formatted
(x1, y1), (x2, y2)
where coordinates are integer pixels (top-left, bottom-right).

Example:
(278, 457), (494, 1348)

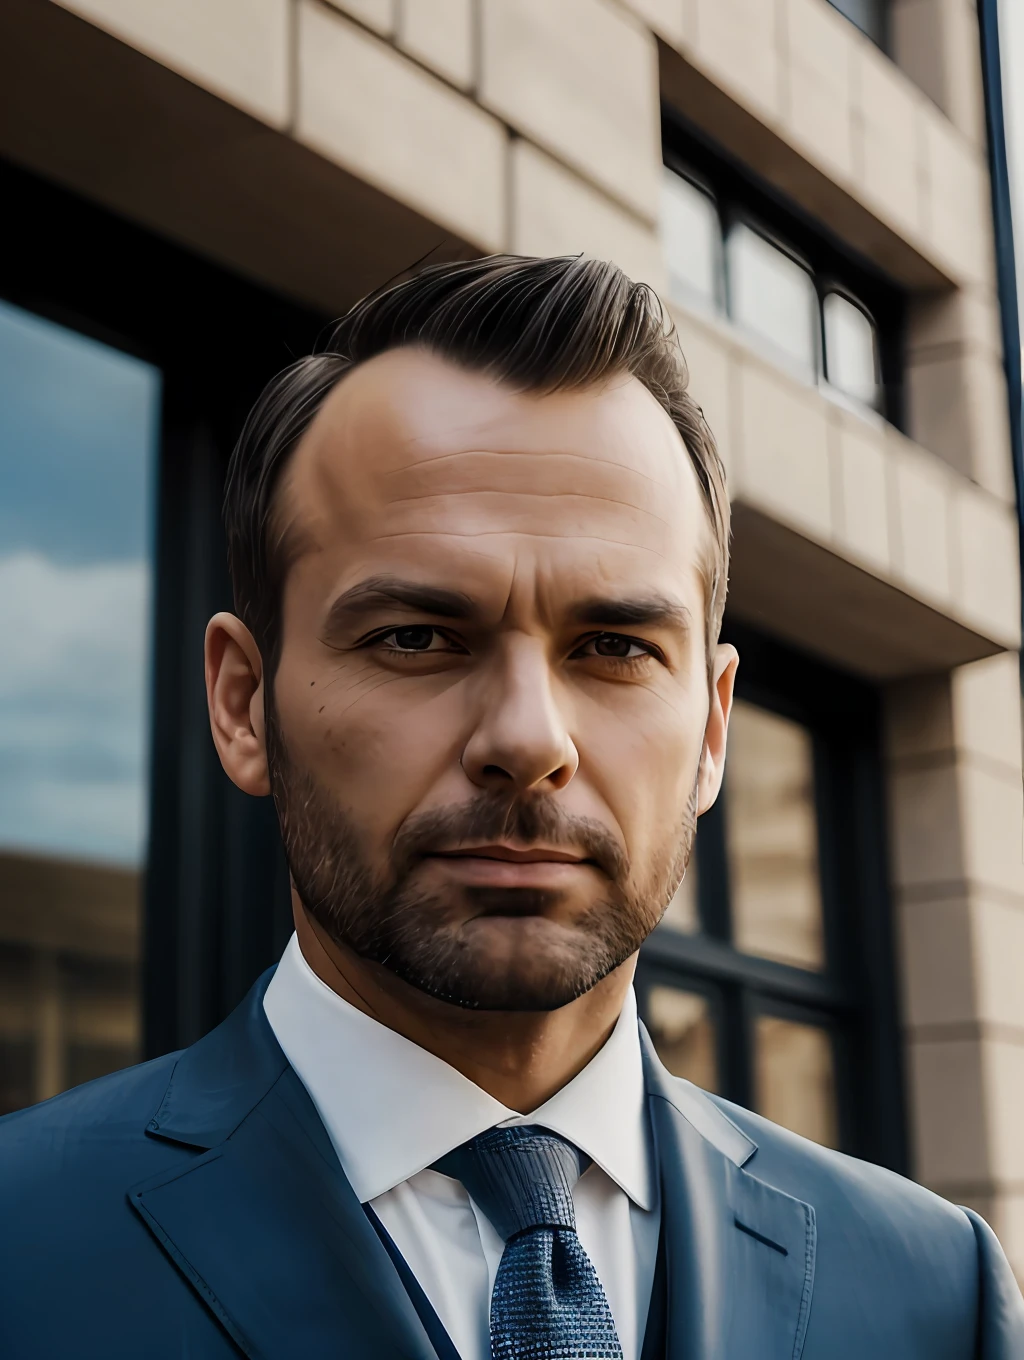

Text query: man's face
(265, 347), (732, 1010)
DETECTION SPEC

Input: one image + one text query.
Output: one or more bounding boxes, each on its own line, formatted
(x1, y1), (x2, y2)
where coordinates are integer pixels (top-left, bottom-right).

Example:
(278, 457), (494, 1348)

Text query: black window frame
(637, 620), (908, 1175)
(0, 157), (325, 1060)
(662, 107), (907, 429)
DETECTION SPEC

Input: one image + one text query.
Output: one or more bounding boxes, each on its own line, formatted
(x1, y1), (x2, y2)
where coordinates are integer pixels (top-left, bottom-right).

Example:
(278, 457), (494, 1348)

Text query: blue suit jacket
(1, 969), (1021, 1359)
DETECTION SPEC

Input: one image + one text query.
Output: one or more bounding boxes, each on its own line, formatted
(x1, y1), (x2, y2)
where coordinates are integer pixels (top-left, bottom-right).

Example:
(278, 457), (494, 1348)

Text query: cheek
(273, 656), (464, 825)
(577, 688), (706, 859)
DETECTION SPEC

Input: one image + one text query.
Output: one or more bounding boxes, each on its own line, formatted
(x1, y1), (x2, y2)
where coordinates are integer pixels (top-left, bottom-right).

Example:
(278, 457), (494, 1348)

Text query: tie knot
(433, 1125), (587, 1242)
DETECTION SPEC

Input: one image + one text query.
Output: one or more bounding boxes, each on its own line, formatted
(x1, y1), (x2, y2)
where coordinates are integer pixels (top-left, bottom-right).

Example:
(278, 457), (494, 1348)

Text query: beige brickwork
(53, 0), (291, 126)
(396, 0), (474, 89)
(297, 1), (507, 251)
(324, 0), (394, 35)
(510, 141), (665, 291)
(479, 0), (661, 220)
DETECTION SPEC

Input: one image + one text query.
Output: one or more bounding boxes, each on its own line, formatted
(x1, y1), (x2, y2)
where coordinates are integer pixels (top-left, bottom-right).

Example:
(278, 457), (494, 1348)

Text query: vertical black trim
(978, 0), (1024, 650)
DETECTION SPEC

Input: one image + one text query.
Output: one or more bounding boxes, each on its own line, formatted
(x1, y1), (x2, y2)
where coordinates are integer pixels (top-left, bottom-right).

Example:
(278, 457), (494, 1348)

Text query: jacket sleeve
(962, 1207), (1024, 1357)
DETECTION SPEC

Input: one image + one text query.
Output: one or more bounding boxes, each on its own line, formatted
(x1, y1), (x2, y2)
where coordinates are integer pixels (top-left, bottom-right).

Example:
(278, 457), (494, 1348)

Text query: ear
(696, 643), (739, 816)
(205, 611), (271, 797)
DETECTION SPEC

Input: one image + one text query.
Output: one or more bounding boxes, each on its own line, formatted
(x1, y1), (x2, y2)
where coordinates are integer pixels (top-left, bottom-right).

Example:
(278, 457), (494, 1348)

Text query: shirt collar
(263, 933), (653, 1210)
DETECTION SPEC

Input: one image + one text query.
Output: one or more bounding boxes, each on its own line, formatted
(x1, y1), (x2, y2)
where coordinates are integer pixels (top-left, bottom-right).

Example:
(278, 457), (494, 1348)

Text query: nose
(460, 636), (579, 795)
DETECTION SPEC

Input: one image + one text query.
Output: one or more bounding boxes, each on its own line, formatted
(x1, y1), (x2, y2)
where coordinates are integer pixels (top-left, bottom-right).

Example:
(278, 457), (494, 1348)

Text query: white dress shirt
(263, 933), (660, 1360)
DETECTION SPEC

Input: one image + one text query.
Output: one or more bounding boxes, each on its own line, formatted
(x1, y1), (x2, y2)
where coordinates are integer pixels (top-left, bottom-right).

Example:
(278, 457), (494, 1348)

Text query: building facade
(1, 0), (1022, 1276)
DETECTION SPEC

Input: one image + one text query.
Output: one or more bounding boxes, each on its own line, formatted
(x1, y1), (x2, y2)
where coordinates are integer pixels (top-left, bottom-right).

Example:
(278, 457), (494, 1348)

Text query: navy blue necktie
(433, 1125), (624, 1360)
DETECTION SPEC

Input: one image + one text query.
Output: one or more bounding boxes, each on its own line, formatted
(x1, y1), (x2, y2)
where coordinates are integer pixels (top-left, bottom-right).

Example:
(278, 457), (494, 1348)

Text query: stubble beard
(265, 702), (698, 1012)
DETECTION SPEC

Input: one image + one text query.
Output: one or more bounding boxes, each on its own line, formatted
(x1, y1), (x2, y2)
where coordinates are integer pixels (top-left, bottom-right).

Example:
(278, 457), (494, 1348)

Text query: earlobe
(204, 612), (271, 797)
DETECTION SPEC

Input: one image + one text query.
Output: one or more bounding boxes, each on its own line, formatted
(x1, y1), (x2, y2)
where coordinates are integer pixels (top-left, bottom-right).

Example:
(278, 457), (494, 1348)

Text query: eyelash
(363, 627), (662, 669)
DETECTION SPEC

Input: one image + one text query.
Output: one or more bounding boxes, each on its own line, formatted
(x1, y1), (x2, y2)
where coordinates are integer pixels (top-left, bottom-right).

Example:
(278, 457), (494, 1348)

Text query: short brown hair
(224, 254), (730, 676)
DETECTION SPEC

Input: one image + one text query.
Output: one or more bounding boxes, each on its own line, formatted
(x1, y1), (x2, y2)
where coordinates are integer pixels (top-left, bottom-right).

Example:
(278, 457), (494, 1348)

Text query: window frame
(662, 107), (907, 429)
(637, 620), (908, 1175)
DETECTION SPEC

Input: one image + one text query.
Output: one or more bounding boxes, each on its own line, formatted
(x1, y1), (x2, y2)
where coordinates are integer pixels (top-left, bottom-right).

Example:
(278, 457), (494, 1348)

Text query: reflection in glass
(823, 292), (880, 410)
(726, 223), (819, 377)
(726, 700), (824, 970)
(0, 298), (158, 1112)
(646, 986), (717, 1091)
(826, 0), (886, 45)
(661, 169), (721, 314)
(755, 1015), (837, 1147)
(659, 855), (699, 933)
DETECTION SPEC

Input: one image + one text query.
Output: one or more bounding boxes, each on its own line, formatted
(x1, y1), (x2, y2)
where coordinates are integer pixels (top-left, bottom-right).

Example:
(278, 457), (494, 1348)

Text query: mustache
(390, 793), (629, 884)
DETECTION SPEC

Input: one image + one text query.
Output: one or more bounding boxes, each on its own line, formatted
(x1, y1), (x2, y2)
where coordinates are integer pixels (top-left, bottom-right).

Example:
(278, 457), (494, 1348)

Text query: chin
(386, 915), (628, 1013)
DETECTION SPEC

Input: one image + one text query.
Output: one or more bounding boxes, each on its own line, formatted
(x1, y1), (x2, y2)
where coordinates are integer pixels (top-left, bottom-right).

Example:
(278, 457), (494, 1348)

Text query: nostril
(481, 764), (514, 780)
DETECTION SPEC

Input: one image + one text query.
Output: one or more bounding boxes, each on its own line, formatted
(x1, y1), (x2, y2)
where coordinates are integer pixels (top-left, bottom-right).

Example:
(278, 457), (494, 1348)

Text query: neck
(293, 901), (636, 1112)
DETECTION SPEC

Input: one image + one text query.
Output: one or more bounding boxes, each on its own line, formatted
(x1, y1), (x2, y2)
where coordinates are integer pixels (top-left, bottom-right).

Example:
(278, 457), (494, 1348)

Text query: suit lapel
(642, 1031), (816, 1360)
(130, 973), (439, 1360)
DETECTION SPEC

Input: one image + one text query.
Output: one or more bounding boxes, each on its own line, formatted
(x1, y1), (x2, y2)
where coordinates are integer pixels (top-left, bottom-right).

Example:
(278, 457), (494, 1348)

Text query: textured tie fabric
(433, 1125), (624, 1360)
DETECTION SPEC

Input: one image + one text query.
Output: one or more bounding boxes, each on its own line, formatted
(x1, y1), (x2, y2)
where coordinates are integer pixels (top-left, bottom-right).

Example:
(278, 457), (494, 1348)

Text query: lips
(429, 844), (589, 865)
(420, 843), (596, 889)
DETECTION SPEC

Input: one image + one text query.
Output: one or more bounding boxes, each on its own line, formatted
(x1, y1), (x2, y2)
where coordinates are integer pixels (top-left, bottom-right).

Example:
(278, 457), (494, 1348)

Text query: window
(823, 291), (881, 410)
(637, 624), (907, 1172)
(661, 170), (720, 314)
(826, 0), (887, 48)
(661, 122), (905, 426)
(726, 223), (819, 379)
(0, 157), (323, 1101)
(0, 298), (158, 1112)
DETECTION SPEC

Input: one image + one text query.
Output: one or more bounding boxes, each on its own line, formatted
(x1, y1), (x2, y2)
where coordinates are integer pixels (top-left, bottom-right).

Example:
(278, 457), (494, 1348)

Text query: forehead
(281, 347), (708, 604)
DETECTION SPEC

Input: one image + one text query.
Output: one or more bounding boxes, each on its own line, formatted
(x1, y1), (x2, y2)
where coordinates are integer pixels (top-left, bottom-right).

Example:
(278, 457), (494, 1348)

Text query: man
(0, 255), (1020, 1359)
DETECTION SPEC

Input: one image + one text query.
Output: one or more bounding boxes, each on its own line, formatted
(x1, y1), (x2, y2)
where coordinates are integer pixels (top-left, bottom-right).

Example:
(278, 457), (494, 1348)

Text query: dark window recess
(827, 0), (888, 48)
(661, 110), (906, 429)
(637, 622), (907, 1175)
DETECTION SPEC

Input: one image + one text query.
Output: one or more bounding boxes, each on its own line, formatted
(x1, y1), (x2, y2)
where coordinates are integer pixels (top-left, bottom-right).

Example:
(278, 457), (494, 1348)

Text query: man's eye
(378, 626), (451, 653)
(579, 633), (652, 660)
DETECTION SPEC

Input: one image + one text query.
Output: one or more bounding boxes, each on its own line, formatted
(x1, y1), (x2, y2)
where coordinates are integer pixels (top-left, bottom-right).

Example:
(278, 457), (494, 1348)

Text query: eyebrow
(323, 575), (479, 635)
(569, 594), (693, 636)
(322, 576), (692, 640)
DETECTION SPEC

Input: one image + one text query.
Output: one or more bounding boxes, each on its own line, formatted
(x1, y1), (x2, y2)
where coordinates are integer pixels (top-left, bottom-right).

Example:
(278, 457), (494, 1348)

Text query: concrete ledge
(0, 0), (478, 316)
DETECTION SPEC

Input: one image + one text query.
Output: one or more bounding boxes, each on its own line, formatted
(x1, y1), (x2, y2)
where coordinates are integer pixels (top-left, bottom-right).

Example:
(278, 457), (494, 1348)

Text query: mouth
(421, 843), (597, 889)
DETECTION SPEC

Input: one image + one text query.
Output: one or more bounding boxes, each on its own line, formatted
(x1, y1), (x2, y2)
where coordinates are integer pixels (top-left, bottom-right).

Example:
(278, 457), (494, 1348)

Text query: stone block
(952, 484), (1021, 646)
(511, 141), (665, 291)
(670, 308), (736, 485)
(297, 2), (506, 251)
(397, 0), (473, 89)
(783, 0), (855, 183)
(853, 37), (924, 238)
(323, 0), (394, 37)
(952, 651), (1023, 775)
(480, 0), (660, 221)
(884, 672), (954, 764)
(833, 414), (890, 574)
(907, 1034), (989, 1187)
(734, 359), (832, 542)
(972, 896), (1024, 1031)
(889, 758), (963, 888)
(55, 0), (290, 126)
(921, 102), (992, 286)
(689, 0), (781, 123)
(898, 896), (976, 1029)
(889, 435), (953, 610)
(959, 760), (1024, 899)
(619, 0), (688, 46)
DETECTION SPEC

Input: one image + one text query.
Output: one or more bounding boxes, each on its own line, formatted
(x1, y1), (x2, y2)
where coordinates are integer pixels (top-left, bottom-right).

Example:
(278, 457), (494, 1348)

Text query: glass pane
(726, 700), (824, 969)
(755, 1015), (838, 1147)
(646, 986), (717, 1091)
(823, 292), (880, 409)
(0, 298), (158, 1113)
(659, 855), (699, 933)
(661, 168), (721, 313)
(726, 222), (819, 377)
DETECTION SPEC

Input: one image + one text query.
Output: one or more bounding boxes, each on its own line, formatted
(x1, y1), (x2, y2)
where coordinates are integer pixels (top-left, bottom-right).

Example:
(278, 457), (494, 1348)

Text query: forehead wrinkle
(382, 446), (676, 492)
(381, 486), (677, 532)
